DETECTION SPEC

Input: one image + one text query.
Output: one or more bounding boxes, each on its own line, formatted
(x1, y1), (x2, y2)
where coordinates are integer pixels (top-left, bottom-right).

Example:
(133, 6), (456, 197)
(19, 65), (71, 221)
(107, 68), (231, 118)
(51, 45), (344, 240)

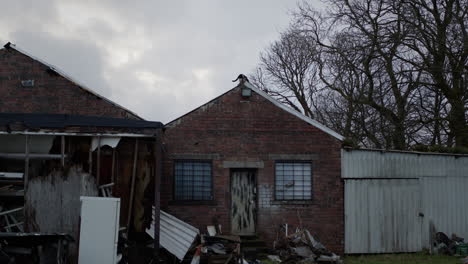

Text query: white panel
(146, 208), (199, 260)
(345, 179), (422, 254)
(79, 197), (120, 264)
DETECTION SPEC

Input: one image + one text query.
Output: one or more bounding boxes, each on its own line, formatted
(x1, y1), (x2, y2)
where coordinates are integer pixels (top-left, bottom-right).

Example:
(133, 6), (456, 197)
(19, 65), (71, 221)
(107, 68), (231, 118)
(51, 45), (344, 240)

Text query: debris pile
(269, 225), (342, 264)
(433, 232), (468, 256)
(191, 226), (241, 264)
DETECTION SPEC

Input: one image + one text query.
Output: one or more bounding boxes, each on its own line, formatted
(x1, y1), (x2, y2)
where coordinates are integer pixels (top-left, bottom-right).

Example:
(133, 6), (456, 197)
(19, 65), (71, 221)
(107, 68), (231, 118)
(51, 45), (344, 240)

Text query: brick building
(0, 43), (162, 263)
(161, 81), (345, 253)
(1, 41), (345, 257)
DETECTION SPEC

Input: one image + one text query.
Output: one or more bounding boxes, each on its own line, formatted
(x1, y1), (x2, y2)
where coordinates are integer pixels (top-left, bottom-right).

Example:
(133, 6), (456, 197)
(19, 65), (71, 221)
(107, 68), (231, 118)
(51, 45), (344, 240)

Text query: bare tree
(296, 0), (422, 149)
(400, 0), (468, 147)
(254, 0), (467, 150)
(251, 28), (319, 118)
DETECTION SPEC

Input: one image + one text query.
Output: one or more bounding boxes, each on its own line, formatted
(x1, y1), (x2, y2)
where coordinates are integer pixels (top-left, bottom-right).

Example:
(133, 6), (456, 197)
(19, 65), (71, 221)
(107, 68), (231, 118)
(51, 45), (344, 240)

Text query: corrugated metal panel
(146, 208), (199, 260)
(345, 179), (422, 254)
(421, 177), (468, 247)
(343, 149), (468, 254)
(342, 149), (468, 179)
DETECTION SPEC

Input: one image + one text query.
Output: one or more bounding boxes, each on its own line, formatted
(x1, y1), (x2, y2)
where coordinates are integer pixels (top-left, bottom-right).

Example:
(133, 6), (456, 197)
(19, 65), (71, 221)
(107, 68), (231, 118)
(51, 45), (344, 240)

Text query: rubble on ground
(270, 225), (342, 264)
(189, 226), (241, 264)
(433, 232), (468, 256)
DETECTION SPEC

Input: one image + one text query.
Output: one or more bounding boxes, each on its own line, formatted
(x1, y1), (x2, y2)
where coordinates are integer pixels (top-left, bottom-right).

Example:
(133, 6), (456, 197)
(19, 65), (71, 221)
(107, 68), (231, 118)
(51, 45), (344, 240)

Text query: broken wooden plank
(97, 136), (101, 185)
(0, 153), (65, 159)
(24, 135), (29, 192)
(61, 135), (65, 167)
(126, 138), (138, 231)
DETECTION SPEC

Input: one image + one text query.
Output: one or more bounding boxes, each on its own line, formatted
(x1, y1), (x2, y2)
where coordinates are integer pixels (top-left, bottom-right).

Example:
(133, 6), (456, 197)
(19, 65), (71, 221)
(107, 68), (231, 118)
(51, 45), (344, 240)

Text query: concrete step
(240, 235), (270, 260)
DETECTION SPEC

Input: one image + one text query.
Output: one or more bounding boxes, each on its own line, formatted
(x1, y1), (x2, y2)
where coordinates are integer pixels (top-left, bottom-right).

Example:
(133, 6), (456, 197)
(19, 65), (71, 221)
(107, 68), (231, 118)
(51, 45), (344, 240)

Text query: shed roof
(166, 81), (344, 141)
(0, 113), (162, 136)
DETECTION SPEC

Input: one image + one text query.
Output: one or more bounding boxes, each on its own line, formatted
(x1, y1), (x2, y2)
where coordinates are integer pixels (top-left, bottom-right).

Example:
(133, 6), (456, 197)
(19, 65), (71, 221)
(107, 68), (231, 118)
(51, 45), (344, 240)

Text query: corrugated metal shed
(342, 149), (468, 254)
(146, 208), (199, 260)
(345, 179), (422, 253)
(421, 177), (468, 247)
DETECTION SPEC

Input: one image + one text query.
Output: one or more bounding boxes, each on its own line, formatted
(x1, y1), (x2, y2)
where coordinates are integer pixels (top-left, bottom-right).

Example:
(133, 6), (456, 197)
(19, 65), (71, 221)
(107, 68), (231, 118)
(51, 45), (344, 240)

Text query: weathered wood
(97, 136), (101, 185)
(25, 165), (98, 263)
(154, 132), (162, 258)
(126, 138), (138, 231)
(0, 153), (65, 159)
(99, 183), (115, 197)
(88, 138), (93, 174)
(231, 170), (256, 235)
(24, 135), (29, 195)
(111, 148), (116, 186)
(61, 136), (65, 167)
(0, 207), (23, 216)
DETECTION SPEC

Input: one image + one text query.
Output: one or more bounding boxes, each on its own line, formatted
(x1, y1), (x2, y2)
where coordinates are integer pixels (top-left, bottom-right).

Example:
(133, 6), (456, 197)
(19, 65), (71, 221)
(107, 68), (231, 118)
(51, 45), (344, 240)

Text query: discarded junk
(271, 225), (342, 264)
(433, 232), (468, 256)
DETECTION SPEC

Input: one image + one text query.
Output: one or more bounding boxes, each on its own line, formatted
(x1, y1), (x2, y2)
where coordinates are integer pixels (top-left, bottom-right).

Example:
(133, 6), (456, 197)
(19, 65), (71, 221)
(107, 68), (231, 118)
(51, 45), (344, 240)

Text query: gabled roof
(166, 81), (344, 141)
(2, 42), (143, 120)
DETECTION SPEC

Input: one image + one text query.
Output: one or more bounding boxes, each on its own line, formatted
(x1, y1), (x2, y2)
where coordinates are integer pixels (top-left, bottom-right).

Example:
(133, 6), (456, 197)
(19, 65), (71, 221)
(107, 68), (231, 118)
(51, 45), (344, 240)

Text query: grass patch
(345, 253), (463, 264)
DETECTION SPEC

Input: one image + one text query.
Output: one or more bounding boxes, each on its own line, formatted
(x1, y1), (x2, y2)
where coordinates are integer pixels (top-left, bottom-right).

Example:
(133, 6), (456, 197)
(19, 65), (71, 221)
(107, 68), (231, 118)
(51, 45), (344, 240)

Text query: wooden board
(231, 170), (256, 235)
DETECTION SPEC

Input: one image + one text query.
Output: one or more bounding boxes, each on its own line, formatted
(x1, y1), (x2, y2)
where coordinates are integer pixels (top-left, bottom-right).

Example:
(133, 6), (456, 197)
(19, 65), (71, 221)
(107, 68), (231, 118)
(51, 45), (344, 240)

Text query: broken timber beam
(154, 130), (163, 259)
(126, 138), (139, 232)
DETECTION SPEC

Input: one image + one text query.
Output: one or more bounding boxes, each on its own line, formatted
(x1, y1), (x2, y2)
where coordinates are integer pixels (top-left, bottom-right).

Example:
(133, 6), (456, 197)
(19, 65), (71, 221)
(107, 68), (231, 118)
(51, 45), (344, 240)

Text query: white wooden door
(231, 170), (256, 235)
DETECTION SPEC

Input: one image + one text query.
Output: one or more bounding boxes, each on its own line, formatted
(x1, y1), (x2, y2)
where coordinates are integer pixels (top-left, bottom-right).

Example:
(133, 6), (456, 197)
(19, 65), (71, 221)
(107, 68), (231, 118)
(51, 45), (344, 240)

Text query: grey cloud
(10, 30), (112, 98)
(0, 0), (316, 123)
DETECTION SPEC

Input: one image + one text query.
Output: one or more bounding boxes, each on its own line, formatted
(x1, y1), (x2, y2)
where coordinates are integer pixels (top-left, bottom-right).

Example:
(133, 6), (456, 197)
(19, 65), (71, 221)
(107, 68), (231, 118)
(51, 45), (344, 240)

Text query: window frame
(172, 159), (213, 201)
(274, 160), (313, 201)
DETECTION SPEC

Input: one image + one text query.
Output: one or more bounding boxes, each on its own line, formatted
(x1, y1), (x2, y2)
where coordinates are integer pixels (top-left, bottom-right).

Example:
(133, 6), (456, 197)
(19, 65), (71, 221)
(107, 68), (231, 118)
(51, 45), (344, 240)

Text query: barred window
(275, 162), (312, 200)
(174, 160), (212, 200)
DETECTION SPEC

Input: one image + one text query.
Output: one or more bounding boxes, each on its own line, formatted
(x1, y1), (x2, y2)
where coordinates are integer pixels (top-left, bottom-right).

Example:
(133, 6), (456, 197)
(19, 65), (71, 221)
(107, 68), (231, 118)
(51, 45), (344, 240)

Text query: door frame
(229, 168), (258, 235)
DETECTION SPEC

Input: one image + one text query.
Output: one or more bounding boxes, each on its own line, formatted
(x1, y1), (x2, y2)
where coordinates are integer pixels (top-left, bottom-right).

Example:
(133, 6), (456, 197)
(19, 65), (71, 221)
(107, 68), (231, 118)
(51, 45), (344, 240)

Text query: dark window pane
(174, 160), (212, 201)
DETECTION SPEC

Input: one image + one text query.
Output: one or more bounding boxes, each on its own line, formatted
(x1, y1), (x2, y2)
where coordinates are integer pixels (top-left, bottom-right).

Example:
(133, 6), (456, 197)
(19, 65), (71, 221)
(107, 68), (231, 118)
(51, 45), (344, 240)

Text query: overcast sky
(0, 1), (319, 123)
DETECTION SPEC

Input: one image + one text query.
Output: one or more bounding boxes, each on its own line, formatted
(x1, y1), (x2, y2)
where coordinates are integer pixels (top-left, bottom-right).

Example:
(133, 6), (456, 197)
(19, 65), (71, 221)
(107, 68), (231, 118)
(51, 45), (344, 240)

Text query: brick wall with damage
(161, 85), (344, 254)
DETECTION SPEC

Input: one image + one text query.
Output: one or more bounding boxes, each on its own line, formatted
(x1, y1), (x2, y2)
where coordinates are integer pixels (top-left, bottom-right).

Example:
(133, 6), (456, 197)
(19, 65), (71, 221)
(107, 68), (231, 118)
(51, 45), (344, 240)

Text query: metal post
(154, 130), (163, 259)
(61, 136), (65, 167)
(126, 138), (139, 232)
(96, 136), (101, 185)
(24, 135), (29, 231)
(111, 148), (116, 182)
(88, 138), (93, 174)
(24, 135), (30, 191)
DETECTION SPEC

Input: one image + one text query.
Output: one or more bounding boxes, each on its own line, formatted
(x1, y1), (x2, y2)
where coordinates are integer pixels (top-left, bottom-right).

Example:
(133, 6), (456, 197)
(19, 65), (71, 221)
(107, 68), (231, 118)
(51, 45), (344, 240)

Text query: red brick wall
(0, 48), (140, 119)
(162, 86), (344, 254)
